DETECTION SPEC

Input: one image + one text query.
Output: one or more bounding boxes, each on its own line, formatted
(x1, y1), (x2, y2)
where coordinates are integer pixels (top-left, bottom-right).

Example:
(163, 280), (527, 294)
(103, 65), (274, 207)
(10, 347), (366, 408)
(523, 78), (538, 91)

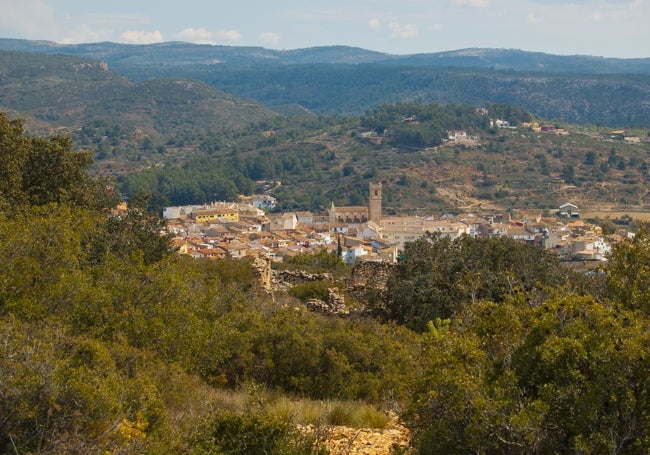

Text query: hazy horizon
(1, 0), (649, 59)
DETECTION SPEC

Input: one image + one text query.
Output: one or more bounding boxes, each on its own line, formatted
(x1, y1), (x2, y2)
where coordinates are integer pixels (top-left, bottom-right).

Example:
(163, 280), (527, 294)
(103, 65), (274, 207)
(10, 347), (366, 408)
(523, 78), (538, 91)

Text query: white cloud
(260, 32), (281, 45)
(527, 12), (544, 23)
(452, 0), (489, 7)
(0, 0), (159, 44)
(388, 22), (419, 38)
(217, 29), (243, 42)
(120, 30), (164, 44)
(61, 24), (113, 44)
(177, 27), (215, 44)
(368, 18), (381, 29)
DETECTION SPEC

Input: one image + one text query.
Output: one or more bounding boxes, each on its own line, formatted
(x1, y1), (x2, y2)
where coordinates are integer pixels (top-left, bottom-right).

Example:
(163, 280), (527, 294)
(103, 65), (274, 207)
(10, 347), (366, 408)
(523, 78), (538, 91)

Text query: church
(329, 183), (382, 225)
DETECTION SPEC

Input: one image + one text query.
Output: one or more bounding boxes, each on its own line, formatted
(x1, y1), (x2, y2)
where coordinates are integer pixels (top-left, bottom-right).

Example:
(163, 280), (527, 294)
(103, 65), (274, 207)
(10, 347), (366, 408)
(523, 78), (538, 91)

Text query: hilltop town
(160, 182), (626, 266)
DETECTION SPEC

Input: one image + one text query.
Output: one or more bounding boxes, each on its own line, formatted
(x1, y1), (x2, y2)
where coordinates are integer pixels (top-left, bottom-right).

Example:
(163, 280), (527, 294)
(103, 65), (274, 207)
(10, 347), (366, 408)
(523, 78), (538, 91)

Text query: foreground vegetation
(1, 113), (650, 454)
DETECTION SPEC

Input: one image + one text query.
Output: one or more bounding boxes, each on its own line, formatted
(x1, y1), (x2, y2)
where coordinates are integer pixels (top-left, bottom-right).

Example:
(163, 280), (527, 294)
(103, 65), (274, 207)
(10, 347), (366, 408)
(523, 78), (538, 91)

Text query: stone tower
(369, 182), (382, 225)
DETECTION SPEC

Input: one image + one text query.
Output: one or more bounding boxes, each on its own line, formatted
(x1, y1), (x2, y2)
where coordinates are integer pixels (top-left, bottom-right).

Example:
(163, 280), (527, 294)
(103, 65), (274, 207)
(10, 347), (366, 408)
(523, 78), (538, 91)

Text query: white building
(253, 194), (277, 210)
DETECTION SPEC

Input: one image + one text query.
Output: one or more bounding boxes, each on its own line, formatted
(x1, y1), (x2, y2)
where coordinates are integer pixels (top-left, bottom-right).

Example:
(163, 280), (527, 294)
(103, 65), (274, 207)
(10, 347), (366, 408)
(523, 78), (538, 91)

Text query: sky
(1, 0), (649, 58)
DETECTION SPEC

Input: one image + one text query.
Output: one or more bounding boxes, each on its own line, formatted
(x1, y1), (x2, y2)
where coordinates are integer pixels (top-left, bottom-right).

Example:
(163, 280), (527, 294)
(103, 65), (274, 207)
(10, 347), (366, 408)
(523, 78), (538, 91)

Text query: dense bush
(193, 412), (325, 455)
(289, 280), (331, 301)
(382, 233), (573, 332)
(406, 293), (650, 454)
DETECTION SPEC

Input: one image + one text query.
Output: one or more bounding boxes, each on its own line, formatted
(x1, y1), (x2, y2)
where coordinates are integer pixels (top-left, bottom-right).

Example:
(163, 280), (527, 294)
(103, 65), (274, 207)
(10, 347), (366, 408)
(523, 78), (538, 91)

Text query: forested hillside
(117, 101), (650, 216)
(0, 50), (278, 170)
(3, 39), (650, 74)
(156, 63), (650, 125)
(1, 114), (650, 453)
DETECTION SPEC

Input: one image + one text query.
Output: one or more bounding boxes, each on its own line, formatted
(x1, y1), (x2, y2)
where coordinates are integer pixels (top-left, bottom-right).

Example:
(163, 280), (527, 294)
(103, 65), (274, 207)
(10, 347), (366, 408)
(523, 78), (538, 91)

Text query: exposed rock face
(324, 425), (410, 455)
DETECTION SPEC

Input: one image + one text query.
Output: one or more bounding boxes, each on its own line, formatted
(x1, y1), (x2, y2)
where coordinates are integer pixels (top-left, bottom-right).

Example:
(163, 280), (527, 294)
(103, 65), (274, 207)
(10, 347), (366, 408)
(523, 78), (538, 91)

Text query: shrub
(194, 412), (324, 455)
(289, 280), (331, 302)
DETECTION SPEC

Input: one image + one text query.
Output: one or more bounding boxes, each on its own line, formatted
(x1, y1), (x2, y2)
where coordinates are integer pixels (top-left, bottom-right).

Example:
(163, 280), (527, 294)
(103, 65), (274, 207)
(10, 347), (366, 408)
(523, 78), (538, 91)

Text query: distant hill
(0, 39), (392, 68)
(0, 50), (277, 143)
(387, 48), (650, 74)
(2, 39), (648, 126)
(2, 39), (650, 73)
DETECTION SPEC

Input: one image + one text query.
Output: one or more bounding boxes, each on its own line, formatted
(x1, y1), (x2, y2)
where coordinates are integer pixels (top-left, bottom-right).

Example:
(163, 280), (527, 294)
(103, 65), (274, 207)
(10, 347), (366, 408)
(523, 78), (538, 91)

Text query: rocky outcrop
(323, 425), (410, 455)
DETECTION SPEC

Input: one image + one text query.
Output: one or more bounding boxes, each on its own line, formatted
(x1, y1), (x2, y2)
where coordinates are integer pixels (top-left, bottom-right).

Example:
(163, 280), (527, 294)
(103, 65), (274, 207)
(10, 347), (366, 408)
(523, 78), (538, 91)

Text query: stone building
(329, 204), (369, 224)
(369, 182), (382, 225)
(329, 182), (382, 225)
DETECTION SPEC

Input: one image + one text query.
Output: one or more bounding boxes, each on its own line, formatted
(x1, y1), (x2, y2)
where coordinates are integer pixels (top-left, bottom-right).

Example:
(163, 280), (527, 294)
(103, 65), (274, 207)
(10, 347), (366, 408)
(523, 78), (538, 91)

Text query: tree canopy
(382, 233), (572, 332)
(401, 227), (650, 453)
(0, 113), (116, 212)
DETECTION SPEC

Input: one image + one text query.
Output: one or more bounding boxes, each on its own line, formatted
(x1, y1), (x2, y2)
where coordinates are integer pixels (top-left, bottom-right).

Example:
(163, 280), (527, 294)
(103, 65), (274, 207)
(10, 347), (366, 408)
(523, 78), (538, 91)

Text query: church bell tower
(369, 182), (382, 225)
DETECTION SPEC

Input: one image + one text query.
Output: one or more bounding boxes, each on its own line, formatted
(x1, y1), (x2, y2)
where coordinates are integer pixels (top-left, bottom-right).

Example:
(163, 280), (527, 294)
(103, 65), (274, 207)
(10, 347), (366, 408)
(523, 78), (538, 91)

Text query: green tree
(86, 192), (176, 266)
(0, 113), (117, 212)
(407, 294), (650, 454)
(384, 234), (569, 332)
(383, 236), (463, 330)
(605, 222), (650, 314)
(0, 204), (97, 321)
(562, 164), (575, 184)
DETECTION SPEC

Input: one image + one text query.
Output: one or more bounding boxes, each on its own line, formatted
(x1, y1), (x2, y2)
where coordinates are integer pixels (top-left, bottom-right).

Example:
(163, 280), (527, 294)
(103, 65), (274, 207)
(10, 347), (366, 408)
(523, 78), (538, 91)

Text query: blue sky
(1, 0), (649, 58)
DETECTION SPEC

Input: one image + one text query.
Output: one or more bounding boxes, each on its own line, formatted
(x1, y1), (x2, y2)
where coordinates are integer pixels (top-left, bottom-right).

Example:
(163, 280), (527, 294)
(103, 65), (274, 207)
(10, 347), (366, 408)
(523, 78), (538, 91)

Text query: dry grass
(208, 384), (391, 429)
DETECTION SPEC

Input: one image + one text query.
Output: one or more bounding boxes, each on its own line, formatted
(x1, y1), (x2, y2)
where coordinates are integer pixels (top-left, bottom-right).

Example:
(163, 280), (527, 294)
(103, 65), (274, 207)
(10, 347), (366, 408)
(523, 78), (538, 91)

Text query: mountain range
(2, 38), (650, 73)
(1, 38), (650, 126)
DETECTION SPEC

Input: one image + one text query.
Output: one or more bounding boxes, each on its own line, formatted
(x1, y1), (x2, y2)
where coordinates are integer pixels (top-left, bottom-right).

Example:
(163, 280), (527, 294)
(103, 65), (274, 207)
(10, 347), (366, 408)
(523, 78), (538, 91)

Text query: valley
(2, 38), (650, 454)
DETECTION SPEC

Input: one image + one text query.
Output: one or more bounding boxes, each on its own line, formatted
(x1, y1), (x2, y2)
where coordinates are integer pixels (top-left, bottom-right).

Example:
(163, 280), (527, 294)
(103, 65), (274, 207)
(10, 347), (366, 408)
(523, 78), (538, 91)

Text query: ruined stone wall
(272, 269), (333, 292)
(252, 255), (334, 294)
(347, 260), (394, 308)
(252, 256), (396, 315)
(251, 255), (273, 294)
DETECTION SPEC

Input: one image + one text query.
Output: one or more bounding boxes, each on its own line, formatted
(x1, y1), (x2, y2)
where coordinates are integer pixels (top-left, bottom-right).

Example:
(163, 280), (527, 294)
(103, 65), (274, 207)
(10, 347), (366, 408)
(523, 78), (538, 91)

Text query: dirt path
(301, 419), (410, 454)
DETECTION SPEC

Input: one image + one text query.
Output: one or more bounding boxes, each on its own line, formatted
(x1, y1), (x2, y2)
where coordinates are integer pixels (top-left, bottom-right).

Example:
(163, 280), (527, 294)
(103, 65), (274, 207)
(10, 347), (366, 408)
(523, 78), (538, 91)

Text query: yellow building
(193, 208), (239, 223)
